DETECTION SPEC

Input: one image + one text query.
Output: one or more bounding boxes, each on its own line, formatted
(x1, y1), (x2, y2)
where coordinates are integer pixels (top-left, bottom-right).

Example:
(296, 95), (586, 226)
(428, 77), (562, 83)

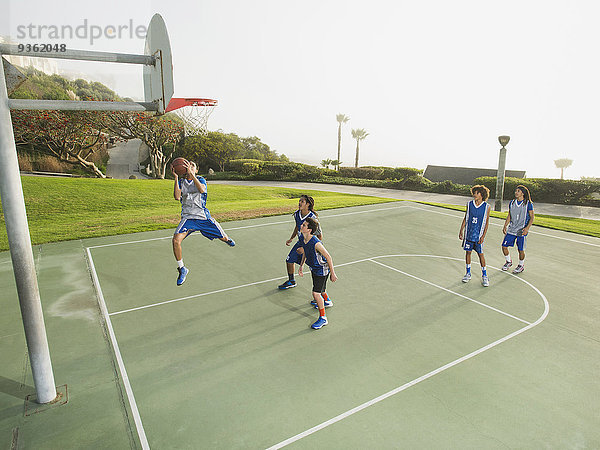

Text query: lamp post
(495, 135), (510, 211)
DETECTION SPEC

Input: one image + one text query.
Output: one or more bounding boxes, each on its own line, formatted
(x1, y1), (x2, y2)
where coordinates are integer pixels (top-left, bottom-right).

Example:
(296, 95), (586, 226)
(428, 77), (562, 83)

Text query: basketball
(171, 157), (188, 176)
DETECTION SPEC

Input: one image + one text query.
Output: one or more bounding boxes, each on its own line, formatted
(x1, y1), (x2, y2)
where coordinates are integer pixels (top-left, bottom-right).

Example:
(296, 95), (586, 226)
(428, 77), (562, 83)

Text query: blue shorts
(502, 233), (527, 251)
(463, 240), (483, 254)
(286, 240), (304, 265)
(175, 218), (225, 240)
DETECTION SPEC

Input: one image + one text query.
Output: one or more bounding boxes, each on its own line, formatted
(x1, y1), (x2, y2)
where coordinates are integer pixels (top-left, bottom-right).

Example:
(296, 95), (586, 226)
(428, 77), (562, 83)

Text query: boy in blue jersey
(171, 160), (235, 286)
(501, 185), (534, 274)
(458, 185), (491, 287)
(278, 195), (322, 290)
(298, 217), (337, 330)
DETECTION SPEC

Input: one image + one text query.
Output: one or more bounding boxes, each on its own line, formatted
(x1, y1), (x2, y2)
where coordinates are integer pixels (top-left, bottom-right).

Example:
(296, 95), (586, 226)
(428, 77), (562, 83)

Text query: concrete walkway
(210, 180), (600, 220)
(106, 139), (150, 179)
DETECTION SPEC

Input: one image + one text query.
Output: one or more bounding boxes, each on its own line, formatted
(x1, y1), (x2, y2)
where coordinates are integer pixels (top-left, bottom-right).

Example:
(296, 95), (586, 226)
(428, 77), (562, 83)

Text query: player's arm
(479, 206), (491, 244)
(315, 242), (337, 282)
(286, 226), (298, 245)
(173, 173), (181, 201)
(523, 208), (535, 236)
(459, 210), (467, 240)
(298, 249), (306, 277)
(502, 210), (511, 234)
(191, 175), (207, 194)
(316, 225), (323, 241)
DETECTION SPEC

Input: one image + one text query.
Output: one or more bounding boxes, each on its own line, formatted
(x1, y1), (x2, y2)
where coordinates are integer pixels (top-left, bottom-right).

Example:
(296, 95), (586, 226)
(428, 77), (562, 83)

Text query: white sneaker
(512, 265), (525, 274)
(502, 261), (512, 271)
(482, 275), (490, 287)
(462, 273), (472, 283)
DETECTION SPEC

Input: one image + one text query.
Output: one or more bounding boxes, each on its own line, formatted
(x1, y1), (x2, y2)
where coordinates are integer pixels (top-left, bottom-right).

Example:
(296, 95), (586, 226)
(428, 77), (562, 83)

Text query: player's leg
(462, 249), (473, 282)
(513, 236), (526, 273)
(501, 234), (516, 270)
(172, 230), (190, 286)
(478, 250), (489, 287)
(310, 273), (328, 330)
(311, 276), (333, 308)
(279, 243), (301, 290)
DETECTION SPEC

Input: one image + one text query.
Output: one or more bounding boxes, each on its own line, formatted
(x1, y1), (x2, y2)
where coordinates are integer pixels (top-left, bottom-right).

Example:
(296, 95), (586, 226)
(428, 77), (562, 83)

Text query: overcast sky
(4, 0), (600, 179)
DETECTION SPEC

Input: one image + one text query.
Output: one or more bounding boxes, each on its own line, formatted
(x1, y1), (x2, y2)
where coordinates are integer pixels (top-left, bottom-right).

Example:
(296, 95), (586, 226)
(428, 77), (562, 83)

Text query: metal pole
(495, 145), (507, 212)
(9, 99), (158, 112)
(0, 58), (57, 404)
(0, 44), (153, 66)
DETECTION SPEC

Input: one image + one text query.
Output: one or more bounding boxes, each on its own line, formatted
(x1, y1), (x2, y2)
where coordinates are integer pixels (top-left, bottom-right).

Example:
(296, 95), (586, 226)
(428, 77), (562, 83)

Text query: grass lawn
(417, 201), (600, 238)
(0, 177), (398, 251)
(1, 178), (598, 252)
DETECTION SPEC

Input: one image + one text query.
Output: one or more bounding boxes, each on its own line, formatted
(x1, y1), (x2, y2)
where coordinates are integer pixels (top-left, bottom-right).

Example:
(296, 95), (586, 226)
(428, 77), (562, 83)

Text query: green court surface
(1, 202), (599, 449)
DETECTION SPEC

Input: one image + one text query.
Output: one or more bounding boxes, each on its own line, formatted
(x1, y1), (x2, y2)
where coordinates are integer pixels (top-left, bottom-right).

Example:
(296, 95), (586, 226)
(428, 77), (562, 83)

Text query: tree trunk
(70, 152), (106, 178)
(560, 168), (564, 180)
(337, 124), (342, 171)
(354, 140), (359, 168)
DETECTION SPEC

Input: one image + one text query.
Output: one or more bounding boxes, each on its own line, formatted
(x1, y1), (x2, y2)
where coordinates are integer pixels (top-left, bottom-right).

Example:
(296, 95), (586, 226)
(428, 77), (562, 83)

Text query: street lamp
(495, 135), (510, 211)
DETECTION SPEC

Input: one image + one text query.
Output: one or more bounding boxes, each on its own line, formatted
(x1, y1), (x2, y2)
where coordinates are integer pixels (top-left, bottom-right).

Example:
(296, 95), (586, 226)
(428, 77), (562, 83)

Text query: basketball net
(175, 101), (216, 136)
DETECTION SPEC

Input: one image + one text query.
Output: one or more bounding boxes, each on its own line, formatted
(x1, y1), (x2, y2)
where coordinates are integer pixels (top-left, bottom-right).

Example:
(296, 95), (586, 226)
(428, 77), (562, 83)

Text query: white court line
(405, 204), (600, 248)
(109, 258), (375, 316)
(86, 205), (408, 249)
(369, 259), (531, 325)
(86, 203), (598, 250)
(109, 276), (285, 316)
(85, 248), (150, 450)
(267, 255), (549, 449)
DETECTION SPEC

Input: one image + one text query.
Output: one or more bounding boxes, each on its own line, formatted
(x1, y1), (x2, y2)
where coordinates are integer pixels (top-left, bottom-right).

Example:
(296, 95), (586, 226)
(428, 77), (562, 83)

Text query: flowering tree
(102, 112), (184, 179)
(11, 110), (108, 177)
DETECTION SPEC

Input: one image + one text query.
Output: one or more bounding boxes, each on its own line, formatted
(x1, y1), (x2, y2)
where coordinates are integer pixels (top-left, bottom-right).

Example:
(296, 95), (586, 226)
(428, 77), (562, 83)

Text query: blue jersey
(465, 200), (490, 242)
(293, 210), (319, 236)
(178, 176), (210, 220)
(301, 236), (330, 276)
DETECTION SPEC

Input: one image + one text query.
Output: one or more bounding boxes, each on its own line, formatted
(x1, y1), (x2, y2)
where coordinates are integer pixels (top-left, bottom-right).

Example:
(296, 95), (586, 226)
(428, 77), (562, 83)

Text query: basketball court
(1, 12), (599, 450)
(2, 200), (598, 448)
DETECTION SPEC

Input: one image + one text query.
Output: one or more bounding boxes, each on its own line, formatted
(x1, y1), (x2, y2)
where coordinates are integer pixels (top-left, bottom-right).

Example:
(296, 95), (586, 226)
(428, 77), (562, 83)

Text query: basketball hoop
(166, 97), (217, 136)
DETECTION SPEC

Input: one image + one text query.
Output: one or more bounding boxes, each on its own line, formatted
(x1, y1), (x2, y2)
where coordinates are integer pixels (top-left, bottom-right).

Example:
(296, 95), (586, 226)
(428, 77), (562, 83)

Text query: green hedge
(474, 176), (600, 206)
(337, 166), (423, 180)
(225, 159), (322, 181)
(217, 160), (599, 206)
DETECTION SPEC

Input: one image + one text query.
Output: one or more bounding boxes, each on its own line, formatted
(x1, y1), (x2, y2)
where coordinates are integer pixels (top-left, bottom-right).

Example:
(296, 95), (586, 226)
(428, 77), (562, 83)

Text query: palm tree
(336, 114), (350, 171)
(554, 158), (573, 180)
(351, 128), (369, 168)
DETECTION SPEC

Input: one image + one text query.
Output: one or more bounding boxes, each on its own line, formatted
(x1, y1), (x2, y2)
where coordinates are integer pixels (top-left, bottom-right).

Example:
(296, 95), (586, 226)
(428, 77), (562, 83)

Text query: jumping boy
(459, 184), (491, 287)
(298, 217), (337, 330)
(172, 160), (235, 286)
(278, 195), (321, 290)
(501, 184), (534, 274)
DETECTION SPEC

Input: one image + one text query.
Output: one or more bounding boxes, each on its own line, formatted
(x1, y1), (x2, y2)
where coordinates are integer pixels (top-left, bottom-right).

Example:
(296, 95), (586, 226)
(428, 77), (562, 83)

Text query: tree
(554, 158), (573, 180)
(12, 110), (108, 177)
(351, 128), (369, 168)
(321, 158), (333, 169)
(180, 131), (243, 172)
(336, 114), (350, 171)
(102, 112), (183, 179)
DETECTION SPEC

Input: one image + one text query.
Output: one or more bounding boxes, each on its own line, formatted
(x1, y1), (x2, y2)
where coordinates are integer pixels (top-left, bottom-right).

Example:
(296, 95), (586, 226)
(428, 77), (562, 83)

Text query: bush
(18, 154), (34, 171)
(474, 176), (600, 206)
(337, 166), (422, 180)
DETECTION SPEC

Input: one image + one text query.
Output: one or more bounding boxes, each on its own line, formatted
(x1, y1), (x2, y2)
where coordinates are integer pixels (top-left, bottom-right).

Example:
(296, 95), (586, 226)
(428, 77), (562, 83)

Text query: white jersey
(507, 199), (533, 235)
(179, 176), (211, 220)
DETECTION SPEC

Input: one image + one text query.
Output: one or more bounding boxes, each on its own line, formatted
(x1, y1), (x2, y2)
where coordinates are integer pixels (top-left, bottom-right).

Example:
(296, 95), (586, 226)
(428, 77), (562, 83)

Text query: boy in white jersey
(459, 185), (491, 287)
(171, 160), (235, 286)
(501, 185), (534, 274)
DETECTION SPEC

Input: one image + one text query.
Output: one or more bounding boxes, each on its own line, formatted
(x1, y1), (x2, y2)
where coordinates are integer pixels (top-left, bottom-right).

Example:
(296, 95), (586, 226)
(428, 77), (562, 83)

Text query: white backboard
(143, 14), (174, 114)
